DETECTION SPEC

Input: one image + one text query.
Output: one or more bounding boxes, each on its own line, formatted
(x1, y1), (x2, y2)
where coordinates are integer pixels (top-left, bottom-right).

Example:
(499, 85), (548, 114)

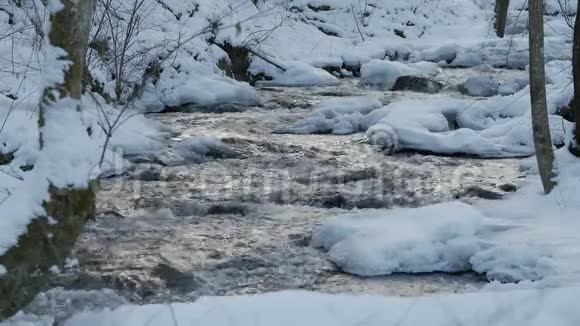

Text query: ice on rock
(312, 202), (488, 276)
(261, 63), (340, 87)
(312, 152), (580, 284)
(331, 112), (365, 135)
(317, 97), (383, 118)
(499, 78), (529, 96)
(275, 116), (334, 134)
(363, 99), (511, 157)
(360, 60), (440, 89)
(470, 245), (554, 283)
(143, 68), (260, 112)
(172, 136), (233, 162)
(366, 122), (399, 153)
(408, 43), (458, 64)
(275, 97), (382, 134)
(461, 76), (499, 97)
(492, 115), (573, 149)
(279, 77), (571, 157)
(312, 201), (560, 282)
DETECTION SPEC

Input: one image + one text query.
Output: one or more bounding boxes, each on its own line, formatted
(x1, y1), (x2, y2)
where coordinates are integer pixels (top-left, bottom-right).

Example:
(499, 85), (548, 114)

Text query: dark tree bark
(495, 0), (510, 38)
(571, 0), (580, 156)
(528, 0), (557, 194)
(0, 0), (96, 320)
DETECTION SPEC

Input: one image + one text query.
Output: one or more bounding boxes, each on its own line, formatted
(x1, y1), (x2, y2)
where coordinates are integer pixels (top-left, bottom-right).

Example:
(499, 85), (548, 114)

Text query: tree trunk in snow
(0, 0), (96, 320)
(528, 0), (557, 194)
(495, 0), (510, 38)
(571, 0), (580, 156)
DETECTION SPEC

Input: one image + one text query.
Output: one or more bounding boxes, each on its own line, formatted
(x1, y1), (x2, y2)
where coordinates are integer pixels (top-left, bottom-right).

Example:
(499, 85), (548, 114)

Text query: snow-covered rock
(143, 69), (260, 112)
(313, 148), (580, 284)
(275, 96), (382, 134)
(262, 63), (340, 87)
(391, 75), (444, 93)
(313, 202), (487, 276)
(498, 78), (529, 96)
(360, 60), (440, 89)
(461, 76), (499, 97)
(172, 136), (234, 163)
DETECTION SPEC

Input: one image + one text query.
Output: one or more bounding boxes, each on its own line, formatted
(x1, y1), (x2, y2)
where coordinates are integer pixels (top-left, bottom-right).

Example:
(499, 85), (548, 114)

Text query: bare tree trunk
(571, 0), (580, 156)
(0, 0), (96, 320)
(528, 0), (557, 194)
(495, 0), (510, 38)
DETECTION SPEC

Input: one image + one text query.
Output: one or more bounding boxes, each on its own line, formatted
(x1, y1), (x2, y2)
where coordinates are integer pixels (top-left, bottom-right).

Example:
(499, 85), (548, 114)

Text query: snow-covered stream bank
(7, 70), (534, 323)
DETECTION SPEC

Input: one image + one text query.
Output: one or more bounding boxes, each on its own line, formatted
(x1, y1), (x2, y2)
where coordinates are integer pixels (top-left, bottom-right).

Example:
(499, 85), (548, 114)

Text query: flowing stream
(23, 69), (528, 323)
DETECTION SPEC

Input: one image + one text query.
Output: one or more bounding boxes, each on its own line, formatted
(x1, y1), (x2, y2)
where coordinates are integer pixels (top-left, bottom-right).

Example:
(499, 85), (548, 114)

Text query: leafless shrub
(86, 0), (292, 167)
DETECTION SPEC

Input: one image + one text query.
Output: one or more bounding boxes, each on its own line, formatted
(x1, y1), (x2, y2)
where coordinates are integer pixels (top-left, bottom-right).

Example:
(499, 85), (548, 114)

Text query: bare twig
(350, 4), (365, 42)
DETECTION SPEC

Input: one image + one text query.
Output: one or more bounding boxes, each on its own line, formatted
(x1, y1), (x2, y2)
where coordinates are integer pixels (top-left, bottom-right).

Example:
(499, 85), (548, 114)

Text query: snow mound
(172, 136), (234, 163)
(470, 245), (554, 283)
(499, 78), (529, 96)
(312, 201), (558, 282)
(360, 60), (440, 89)
(63, 287), (580, 326)
(275, 96), (382, 134)
(461, 76), (499, 97)
(410, 37), (571, 69)
(279, 67), (572, 158)
(263, 63), (340, 87)
(313, 155), (580, 284)
(142, 68), (260, 112)
(312, 202), (487, 276)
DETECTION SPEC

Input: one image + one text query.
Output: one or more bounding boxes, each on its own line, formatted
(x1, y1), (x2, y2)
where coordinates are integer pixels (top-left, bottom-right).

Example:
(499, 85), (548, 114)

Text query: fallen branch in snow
(351, 4), (365, 42)
(246, 47), (286, 71)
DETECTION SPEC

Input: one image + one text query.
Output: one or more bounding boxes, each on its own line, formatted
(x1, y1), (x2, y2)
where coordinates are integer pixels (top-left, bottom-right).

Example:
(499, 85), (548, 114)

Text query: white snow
(278, 60), (573, 158)
(260, 63), (340, 87)
(275, 96), (382, 134)
(313, 202), (486, 276)
(172, 136), (229, 162)
(360, 60), (440, 89)
(313, 149), (580, 284)
(144, 68), (260, 111)
(62, 287), (580, 326)
(462, 76), (499, 97)
(499, 78), (529, 96)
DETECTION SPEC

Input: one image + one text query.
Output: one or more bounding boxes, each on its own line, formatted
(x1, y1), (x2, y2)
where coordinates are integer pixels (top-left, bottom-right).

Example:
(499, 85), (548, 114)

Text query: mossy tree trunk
(529, 0), (557, 194)
(495, 0), (510, 38)
(0, 0), (96, 320)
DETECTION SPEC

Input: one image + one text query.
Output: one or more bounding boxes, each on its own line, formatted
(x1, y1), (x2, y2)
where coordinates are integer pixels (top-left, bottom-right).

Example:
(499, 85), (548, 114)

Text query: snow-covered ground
(59, 287), (580, 326)
(6, 287), (580, 325)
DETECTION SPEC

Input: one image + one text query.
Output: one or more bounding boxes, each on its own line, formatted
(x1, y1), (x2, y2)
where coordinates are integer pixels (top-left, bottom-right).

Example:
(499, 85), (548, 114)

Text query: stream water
(19, 70), (529, 323)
